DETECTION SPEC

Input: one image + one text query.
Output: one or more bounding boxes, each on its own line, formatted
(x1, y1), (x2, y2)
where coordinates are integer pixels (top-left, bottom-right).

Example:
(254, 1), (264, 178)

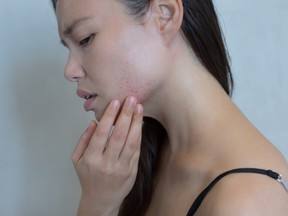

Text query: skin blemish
(118, 74), (148, 104)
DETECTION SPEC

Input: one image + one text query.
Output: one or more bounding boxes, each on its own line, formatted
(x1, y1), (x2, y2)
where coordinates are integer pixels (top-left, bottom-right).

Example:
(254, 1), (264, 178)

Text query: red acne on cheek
(130, 82), (153, 104)
(118, 78), (147, 104)
(119, 63), (153, 104)
(124, 79), (140, 95)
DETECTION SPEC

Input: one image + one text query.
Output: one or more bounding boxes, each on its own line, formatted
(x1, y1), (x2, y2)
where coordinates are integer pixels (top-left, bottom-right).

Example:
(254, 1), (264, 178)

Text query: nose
(64, 53), (86, 82)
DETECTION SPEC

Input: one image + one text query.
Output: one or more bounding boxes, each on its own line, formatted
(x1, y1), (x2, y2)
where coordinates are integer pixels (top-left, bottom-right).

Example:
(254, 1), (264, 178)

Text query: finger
(105, 96), (137, 162)
(119, 104), (143, 166)
(71, 120), (97, 165)
(85, 99), (120, 156)
(129, 145), (141, 174)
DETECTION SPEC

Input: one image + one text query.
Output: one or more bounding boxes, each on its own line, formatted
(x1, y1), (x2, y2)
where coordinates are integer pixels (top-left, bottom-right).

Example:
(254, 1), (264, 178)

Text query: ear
(150, 0), (184, 45)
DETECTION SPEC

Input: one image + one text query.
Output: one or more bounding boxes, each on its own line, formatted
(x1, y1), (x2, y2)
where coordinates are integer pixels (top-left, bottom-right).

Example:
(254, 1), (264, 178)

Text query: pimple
(119, 72), (154, 104)
(125, 80), (140, 94)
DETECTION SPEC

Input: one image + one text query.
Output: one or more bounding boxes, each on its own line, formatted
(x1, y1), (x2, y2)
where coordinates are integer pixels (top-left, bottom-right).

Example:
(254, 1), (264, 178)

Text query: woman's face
(56, 0), (168, 120)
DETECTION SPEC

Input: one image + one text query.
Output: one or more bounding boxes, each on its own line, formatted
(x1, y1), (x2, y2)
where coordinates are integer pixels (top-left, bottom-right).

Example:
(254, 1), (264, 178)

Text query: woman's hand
(72, 96), (143, 216)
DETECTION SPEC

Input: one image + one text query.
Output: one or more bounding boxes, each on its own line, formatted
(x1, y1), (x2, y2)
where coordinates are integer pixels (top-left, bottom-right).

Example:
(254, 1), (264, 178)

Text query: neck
(143, 47), (261, 166)
(161, 64), (234, 152)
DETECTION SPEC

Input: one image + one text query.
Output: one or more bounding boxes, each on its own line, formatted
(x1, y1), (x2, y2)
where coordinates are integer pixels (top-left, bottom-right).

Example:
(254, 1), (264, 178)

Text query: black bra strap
(187, 168), (283, 216)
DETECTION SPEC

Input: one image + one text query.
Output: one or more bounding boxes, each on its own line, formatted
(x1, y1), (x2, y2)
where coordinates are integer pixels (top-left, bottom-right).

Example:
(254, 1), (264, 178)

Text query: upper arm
(197, 173), (288, 216)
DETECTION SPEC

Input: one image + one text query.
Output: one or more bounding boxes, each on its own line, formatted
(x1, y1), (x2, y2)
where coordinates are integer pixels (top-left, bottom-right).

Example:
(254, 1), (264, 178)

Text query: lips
(76, 89), (97, 111)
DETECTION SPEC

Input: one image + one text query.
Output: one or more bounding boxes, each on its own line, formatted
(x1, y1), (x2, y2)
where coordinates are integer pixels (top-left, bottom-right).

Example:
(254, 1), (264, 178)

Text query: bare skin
(55, 0), (288, 215)
(144, 61), (288, 215)
(73, 97), (143, 216)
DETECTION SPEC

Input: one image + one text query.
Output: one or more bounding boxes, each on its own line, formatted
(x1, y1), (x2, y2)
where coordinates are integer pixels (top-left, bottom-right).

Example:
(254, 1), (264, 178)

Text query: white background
(0, 0), (287, 215)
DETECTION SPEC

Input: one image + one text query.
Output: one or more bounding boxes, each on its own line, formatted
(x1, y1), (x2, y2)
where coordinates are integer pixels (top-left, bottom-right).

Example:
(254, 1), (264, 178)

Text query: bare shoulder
(197, 171), (288, 216)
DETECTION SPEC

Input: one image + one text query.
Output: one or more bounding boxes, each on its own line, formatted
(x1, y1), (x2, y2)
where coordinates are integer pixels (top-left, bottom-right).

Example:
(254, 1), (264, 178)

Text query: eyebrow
(60, 16), (94, 47)
(63, 16), (94, 35)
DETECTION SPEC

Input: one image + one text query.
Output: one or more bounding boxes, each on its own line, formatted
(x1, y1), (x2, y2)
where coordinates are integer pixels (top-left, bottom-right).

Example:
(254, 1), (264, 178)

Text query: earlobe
(154, 0), (183, 44)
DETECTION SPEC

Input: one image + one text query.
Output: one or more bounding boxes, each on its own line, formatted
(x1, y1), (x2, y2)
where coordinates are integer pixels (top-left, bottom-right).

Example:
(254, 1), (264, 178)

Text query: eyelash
(79, 34), (95, 47)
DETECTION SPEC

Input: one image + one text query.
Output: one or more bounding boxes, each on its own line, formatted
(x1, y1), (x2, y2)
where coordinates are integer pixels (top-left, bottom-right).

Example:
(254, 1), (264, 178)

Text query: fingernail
(136, 104), (143, 114)
(128, 96), (136, 106)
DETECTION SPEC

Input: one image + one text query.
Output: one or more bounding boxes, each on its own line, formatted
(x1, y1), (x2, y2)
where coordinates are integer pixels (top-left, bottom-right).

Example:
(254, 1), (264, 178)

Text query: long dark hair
(51, 0), (233, 215)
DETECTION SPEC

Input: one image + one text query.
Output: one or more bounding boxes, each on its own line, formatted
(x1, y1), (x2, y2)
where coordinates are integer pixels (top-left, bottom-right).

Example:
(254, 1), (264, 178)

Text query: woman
(51, 0), (288, 215)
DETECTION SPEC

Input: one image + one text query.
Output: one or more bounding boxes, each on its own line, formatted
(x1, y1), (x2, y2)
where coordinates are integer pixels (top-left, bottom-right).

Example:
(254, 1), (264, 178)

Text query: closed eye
(79, 34), (95, 47)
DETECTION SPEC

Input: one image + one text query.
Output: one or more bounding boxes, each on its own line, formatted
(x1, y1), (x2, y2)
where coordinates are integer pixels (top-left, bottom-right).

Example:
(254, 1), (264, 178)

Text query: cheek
(117, 71), (155, 104)
(88, 23), (163, 104)
(114, 37), (163, 104)
(93, 42), (157, 103)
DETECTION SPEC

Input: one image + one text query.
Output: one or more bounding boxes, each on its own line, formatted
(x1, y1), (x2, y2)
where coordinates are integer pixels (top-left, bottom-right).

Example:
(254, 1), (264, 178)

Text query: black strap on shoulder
(186, 168), (281, 216)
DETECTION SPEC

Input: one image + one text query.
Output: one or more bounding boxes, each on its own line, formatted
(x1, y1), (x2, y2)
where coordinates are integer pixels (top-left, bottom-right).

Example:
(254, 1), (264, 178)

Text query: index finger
(85, 99), (120, 157)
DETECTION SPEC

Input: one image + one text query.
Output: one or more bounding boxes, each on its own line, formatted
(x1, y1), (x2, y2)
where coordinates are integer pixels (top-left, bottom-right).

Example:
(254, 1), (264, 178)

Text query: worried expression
(56, 0), (168, 120)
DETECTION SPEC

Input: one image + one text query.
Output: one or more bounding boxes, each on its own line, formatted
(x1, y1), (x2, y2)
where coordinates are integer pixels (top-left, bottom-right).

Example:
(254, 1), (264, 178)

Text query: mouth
(77, 89), (98, 111)
(84, 94), (97, 100)
(77, 89), (97, 99)
(83, 94), (97, 111)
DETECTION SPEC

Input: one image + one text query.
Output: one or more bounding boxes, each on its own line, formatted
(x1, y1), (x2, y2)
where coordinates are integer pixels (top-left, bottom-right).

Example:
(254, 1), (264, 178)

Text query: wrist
(77, 194), (120, 216)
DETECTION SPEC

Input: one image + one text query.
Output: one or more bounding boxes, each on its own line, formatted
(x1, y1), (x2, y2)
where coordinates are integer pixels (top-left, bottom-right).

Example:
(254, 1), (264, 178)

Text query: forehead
(56, 0), (122, 32)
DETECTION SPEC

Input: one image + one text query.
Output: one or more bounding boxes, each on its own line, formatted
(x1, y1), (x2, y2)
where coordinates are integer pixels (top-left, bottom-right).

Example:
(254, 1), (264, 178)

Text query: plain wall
(0, 0), (287, 215)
